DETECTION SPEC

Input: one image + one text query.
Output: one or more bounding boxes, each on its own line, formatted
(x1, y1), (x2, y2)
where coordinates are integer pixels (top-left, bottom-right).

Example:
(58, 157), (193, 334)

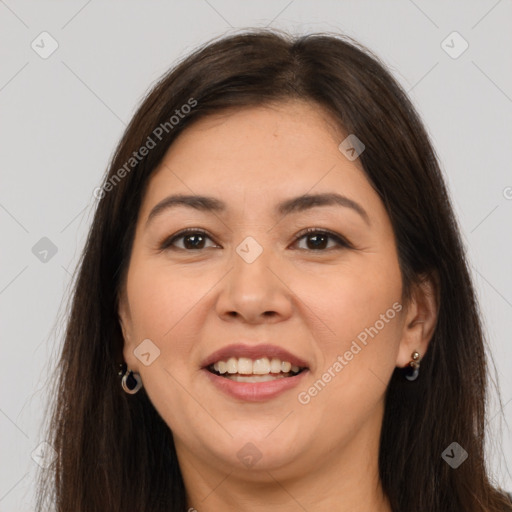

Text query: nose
(215, 239), (294, 325)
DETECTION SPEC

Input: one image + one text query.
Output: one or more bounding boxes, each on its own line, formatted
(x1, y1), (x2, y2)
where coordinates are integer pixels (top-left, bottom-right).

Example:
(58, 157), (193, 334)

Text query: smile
(208, 356), (306, 383)
(201, 343), (310, 401)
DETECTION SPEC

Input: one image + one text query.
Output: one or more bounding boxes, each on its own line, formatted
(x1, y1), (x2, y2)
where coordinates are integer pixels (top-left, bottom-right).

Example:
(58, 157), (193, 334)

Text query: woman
(36, 28), (512, 511)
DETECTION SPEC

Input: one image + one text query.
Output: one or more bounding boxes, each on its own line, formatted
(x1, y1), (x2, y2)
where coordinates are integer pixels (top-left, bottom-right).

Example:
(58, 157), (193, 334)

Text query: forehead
(138, 100), (382, 223)
(164, 100), (347, 171)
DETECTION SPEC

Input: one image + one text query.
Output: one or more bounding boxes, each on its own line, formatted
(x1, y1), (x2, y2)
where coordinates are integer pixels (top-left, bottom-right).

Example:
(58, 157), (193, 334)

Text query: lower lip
(202, 368), (309, 402)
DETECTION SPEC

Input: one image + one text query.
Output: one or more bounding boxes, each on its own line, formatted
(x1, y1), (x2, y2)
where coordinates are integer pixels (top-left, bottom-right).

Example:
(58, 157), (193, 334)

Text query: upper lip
(201, 343), (309, 369)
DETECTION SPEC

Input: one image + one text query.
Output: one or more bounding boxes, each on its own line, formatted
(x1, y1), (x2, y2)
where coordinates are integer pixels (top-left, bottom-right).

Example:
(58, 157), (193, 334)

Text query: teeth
(226, 357), (237, 374)
(227, 374), (288, 382)
(252, 357), (270, 374)
(238, 357), (253, 375)
(269, 358), (281, 373)
(209, 356), (303, 376)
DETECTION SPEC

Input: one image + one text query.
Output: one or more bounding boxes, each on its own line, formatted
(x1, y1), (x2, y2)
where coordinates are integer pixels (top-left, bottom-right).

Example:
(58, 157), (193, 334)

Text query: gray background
(1, 0), (511, 509)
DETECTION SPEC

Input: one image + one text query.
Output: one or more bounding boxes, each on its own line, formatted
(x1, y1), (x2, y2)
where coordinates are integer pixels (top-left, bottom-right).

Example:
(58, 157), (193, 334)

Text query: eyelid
(158, 227), (353, 252)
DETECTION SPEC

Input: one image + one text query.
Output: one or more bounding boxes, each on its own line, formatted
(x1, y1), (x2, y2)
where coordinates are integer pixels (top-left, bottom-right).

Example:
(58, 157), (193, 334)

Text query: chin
(206, 426), (307, 472)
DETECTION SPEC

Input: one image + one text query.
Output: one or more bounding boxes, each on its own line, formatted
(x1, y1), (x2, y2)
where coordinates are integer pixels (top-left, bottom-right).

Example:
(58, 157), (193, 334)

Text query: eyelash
(158, 227), (353, 252)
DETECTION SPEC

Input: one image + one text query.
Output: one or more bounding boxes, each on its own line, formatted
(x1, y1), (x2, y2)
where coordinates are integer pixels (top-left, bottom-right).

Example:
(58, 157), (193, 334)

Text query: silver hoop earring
(118, 363), (143, 394)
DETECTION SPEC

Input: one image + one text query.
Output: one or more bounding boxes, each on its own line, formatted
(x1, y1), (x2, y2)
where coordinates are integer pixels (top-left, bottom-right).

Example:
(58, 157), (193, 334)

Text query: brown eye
(293, 228), (352, 251)
(159, 229), (217, 251)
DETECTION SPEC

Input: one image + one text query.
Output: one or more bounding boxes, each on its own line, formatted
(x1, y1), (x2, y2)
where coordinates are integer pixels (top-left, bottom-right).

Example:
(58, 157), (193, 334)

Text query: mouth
(200, 343), (310, 401)
(207, 357), (307, 383)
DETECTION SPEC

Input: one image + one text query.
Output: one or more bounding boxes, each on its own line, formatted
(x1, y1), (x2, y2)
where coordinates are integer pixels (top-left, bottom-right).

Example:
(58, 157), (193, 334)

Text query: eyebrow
(146, 192), (371, 227)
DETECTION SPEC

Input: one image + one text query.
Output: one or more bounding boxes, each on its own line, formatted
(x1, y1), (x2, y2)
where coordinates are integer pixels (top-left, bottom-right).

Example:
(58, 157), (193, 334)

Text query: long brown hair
(35, 28), (512, 511)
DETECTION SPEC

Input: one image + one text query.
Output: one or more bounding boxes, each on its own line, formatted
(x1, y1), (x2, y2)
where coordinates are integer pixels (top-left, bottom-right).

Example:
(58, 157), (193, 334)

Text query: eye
(292, 228), (352, 251)
(158, 228), (217, 251)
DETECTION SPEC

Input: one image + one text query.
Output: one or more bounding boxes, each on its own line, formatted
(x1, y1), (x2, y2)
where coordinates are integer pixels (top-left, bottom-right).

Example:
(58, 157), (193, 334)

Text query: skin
(118, 100), (438, 512)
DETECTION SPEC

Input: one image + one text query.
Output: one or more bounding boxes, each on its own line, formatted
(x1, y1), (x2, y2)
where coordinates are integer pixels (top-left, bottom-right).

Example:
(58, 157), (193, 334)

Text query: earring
(404, 351), (421, 381)
(118, 362), (143, 394)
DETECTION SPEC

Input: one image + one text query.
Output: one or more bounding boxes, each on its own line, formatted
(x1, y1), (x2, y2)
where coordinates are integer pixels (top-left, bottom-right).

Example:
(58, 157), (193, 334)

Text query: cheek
(293, 255), (403, 346)
(123, 258), (208, 424)
(122, 259), (200, 398)
(125, 257), (206, 340)
(295, 271), (402, 441)
(296, 254), (403, 401)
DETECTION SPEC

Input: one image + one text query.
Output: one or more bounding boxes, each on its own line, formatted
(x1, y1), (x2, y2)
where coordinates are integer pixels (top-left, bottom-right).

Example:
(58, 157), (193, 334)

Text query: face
(119, 100), (410, 479)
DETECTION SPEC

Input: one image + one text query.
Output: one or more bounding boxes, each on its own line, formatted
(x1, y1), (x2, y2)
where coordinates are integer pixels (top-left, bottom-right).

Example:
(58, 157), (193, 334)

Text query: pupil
(184, 234), (204, 249)
(308, 234), (327, 249)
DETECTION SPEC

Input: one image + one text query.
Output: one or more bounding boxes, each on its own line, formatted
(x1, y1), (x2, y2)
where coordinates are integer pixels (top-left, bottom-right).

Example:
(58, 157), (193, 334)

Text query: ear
(117, 292), (131, 343)
(396, 270), (440, 368)
(117, 292), (140, 372)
